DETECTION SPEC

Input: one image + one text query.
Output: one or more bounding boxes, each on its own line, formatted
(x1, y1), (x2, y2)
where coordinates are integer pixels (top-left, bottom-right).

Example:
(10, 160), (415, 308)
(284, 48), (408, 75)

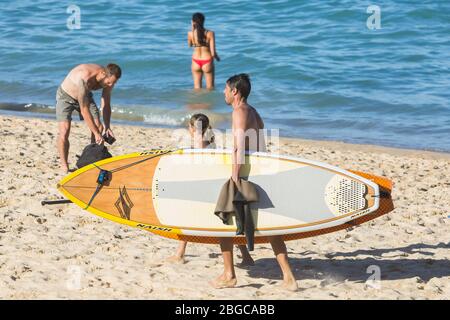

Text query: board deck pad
(58, 149), (394, 244)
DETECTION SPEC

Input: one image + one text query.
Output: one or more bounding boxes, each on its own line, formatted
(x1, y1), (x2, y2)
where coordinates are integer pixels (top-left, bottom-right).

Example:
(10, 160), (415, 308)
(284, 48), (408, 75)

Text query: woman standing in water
(188, 13), (220, 89)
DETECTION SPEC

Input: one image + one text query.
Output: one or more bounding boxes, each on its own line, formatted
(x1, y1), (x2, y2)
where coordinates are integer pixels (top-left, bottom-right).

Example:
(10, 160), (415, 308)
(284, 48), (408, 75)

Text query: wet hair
(105, 63), (122, 79)
(226, 74), (251, 99)
(189, 113), (215, 145)
(192, 12), (207, 46)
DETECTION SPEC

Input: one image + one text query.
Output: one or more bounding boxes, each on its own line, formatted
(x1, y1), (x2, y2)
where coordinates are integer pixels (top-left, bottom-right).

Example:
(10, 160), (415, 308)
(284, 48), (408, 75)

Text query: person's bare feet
(165, 255), (186, 264)
(209, 274), (237, 289)
(281, 278), (298, 292)
(61, 166), (77, 174)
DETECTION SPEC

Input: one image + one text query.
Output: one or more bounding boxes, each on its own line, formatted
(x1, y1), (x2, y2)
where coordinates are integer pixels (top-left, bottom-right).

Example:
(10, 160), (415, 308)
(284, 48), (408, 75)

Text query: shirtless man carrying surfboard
(56, 63), (121, 172)
(210, 73), (298, 291)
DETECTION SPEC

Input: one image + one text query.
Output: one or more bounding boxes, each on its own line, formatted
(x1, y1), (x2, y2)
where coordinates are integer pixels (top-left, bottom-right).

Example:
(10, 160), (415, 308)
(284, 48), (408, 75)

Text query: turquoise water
(0, 0), (449, 151)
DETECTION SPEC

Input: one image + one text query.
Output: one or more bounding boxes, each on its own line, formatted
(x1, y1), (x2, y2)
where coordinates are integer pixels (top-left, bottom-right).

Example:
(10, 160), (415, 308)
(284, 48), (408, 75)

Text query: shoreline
(0, 114), (449, 299)
(279, 135), (450, 161)
(1, 112), (449, 160)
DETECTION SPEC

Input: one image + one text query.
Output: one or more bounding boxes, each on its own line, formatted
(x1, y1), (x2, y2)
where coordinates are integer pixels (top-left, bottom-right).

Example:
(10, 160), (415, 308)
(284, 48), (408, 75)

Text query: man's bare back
(61, 64), (104, 99)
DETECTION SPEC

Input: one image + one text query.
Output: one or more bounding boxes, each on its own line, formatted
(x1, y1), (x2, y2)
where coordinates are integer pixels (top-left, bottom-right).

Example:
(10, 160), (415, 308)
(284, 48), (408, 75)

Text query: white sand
(0, 115), (449, 299)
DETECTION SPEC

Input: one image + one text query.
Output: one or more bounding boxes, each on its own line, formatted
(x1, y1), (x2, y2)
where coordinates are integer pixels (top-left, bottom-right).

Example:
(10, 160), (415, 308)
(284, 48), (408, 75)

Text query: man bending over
(56, 63), (121, 172)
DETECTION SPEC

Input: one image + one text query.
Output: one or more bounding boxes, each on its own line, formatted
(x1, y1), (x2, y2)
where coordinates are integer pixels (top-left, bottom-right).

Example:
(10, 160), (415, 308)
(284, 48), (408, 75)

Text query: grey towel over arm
(214, 178), (259, 251)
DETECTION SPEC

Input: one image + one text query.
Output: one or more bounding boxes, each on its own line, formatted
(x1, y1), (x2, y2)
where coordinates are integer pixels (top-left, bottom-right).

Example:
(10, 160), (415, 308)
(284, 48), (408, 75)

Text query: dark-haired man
(210, 73), (298, 291)
(56, 63), (121, 172)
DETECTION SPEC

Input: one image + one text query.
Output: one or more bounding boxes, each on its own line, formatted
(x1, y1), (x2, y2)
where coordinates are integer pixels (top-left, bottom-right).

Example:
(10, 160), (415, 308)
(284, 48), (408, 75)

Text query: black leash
(84, 169), (110, 209)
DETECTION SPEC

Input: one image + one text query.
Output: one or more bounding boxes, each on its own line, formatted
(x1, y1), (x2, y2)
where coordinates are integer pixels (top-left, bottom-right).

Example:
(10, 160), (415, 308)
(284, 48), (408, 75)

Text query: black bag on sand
(76, 143), (112, 169)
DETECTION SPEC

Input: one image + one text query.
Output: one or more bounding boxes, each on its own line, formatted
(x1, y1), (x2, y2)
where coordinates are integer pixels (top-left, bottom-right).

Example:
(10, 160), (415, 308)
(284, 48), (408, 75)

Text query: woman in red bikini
(188, 12), (220, 89)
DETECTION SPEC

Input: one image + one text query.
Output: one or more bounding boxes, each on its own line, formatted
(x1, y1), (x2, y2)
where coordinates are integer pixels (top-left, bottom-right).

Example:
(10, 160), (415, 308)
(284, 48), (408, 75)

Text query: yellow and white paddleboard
(57, 149), (394, 244)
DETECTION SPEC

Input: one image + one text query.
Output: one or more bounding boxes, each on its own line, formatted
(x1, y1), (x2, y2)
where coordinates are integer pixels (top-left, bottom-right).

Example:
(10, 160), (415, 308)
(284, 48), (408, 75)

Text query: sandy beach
(0, 114), (449, 300)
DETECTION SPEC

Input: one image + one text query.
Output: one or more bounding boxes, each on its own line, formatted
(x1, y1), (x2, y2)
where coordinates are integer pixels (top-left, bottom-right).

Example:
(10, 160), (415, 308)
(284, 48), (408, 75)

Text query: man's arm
(232, 108), (247, 182)
(101, 86), (113, 137)
(77, 79), (102, 142)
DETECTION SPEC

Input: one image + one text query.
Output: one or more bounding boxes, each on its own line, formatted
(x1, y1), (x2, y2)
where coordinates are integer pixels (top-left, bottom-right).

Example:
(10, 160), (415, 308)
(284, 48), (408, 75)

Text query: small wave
(143, 113), (187, 126)
(111, 105), (229, 128)
(0, 102), (54, 113)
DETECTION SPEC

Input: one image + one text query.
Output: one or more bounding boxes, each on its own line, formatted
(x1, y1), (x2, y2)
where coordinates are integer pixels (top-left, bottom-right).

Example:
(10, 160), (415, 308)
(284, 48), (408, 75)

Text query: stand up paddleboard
(57, 149), (394, 244)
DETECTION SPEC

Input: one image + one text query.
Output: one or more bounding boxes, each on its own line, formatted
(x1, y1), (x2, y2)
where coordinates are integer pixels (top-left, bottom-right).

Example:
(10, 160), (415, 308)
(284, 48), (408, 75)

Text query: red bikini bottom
(192, 57), (213, 68)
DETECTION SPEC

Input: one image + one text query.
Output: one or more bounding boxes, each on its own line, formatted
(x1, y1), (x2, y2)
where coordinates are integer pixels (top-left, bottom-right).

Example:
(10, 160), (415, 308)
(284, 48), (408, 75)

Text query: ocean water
(0, 0), (449, 152)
